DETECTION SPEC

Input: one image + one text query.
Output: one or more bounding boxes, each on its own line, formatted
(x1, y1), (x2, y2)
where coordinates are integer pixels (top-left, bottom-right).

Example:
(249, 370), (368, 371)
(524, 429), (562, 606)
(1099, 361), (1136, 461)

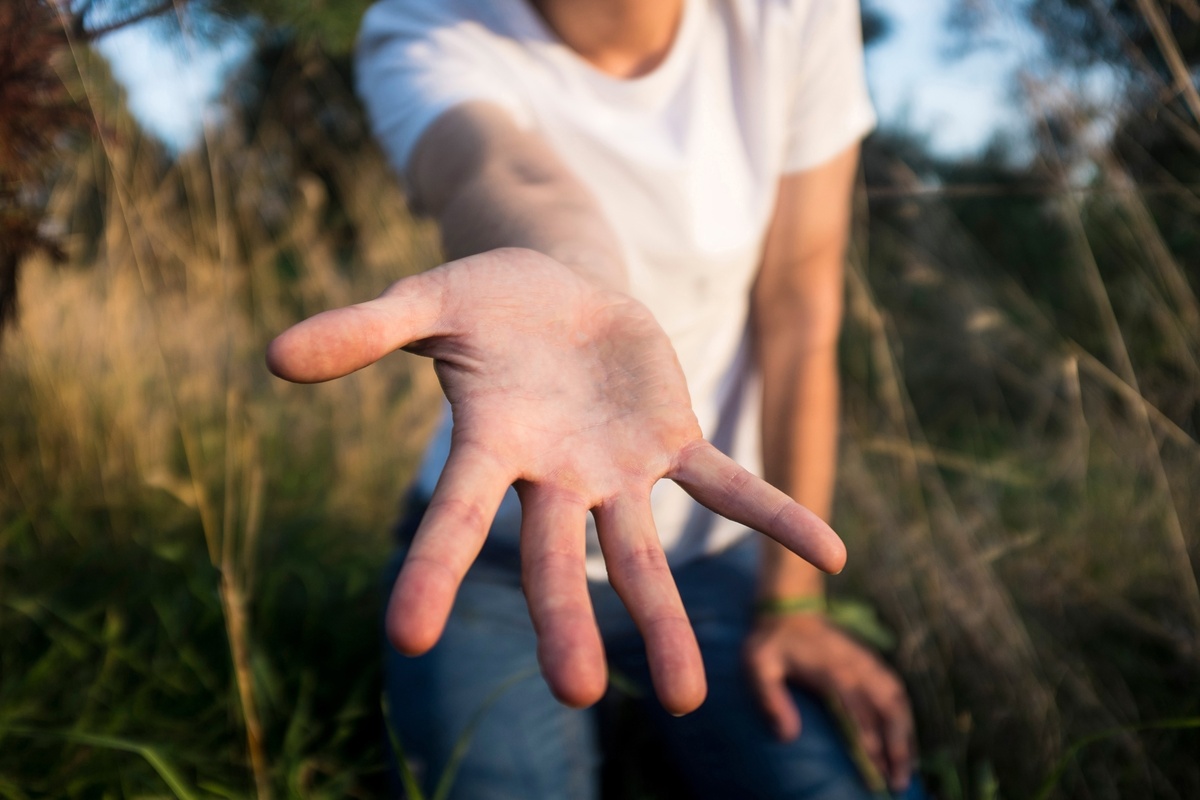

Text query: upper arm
(355, 2), (624, 278)
(405, 103), (628, 286)
(781, 0), (875, 174)
(755, 0), (873, 346)
(753, 143), (861, 348)
(408, 102), (580, 218)
(354, 1), (534, 204)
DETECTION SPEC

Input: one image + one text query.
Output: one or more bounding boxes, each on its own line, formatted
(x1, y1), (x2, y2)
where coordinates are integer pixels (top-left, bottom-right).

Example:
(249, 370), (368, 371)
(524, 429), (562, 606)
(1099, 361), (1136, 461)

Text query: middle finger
(518, 485), (607, 708)
(594, 494), (706, 715)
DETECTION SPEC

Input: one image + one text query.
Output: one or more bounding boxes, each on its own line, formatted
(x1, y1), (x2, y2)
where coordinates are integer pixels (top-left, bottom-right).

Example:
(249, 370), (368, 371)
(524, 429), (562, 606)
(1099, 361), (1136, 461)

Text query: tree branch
(73, 0), (186, 42)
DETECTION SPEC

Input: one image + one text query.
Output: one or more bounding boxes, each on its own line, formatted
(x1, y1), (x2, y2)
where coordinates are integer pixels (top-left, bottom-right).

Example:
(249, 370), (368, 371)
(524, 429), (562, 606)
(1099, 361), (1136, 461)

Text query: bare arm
(754, 145), (857, 600)
(746, 144), (915, 793)
(410, 102), (628, 291)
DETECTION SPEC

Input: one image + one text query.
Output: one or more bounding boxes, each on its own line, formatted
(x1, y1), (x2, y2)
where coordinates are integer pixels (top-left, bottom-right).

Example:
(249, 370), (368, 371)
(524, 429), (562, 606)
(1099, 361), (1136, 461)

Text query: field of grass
(2, 36), (1198, 800)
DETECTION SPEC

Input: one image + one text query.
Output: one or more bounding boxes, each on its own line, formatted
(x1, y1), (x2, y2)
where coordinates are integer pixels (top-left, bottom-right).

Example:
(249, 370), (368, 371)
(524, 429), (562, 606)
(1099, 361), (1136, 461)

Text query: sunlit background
(100, 0), (1033, 156)
(2, 0), (1198, 798)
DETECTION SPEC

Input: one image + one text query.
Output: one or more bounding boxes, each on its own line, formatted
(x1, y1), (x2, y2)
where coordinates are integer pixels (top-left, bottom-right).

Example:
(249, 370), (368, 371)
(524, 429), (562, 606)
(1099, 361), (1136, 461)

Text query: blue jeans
(383, 506), (924, 800)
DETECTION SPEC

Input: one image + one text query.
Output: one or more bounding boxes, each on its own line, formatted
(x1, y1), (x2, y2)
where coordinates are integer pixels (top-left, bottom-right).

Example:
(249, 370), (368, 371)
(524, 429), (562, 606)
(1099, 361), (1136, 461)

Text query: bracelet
(754, 595), (827, 616)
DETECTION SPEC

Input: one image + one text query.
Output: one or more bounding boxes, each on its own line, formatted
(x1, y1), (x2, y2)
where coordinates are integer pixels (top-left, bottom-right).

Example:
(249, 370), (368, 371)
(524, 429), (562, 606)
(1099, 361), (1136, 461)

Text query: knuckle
(525, 546), (576, 576)
(532, 599), (591, 632)
(723, 466), (753, 500)
(404, 552), (460, 581)
(641, 612), (691, 640)
(743, 647), (776, 675)
(380, 279), (407, 298)
(430, 496), (490, 532)
(879, 681), (906, 706)
(767, 498), (800, 533)
(612, 543), (670, 581)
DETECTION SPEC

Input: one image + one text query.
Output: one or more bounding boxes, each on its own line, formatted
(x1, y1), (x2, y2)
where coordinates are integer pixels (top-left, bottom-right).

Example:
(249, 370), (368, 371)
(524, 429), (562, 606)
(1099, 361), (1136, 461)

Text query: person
(267, 0), (923, 797)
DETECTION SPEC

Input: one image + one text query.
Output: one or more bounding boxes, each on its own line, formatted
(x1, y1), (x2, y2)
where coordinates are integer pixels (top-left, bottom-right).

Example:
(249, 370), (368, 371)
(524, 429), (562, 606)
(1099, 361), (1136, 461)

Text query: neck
(530, 0), (685, 78)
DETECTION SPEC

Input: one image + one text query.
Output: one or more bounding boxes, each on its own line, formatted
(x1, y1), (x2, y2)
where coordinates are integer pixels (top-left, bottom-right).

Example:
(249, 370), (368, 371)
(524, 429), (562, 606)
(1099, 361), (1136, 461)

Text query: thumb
(266, 271), (448, 383)
(746, 653), (802, 741)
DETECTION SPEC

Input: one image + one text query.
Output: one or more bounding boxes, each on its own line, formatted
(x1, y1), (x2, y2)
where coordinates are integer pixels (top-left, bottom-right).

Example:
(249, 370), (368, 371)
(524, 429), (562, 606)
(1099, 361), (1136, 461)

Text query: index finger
(669, 441), (847, 574)
(879, 683), (916, 791)
(386, 442), (514, 654)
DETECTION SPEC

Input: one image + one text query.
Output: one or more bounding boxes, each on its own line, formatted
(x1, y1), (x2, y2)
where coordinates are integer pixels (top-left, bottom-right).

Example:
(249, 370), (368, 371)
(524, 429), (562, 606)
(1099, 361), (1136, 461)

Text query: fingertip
(800, 512), (847, 575)
(648, 629), (707, 716)
(264, 323), (341, 384)
(658, 664), (707, 717)
(385, 579), (446, 656)
(265, 331), (300, 382)
(778, 709), (802, 742)
(890, 772), (912, 794)
(825, 535), (848, 575)
(537, 630), (609, 709)
(889, 755), (915, 793)
(386, 618), (435, 657)
(886, 723), (917, 793)
(546, 662), (609, 709)
(649, 631), (707, 716)
(385, 608), (439, 656)
(552, 681), (608, 710)
(762, 684), (801, 741)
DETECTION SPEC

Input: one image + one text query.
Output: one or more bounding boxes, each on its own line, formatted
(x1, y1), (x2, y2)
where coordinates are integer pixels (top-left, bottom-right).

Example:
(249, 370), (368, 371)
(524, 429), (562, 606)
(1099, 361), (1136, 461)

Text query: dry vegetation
(2, 43), (445, 797)
(1, 13), (1198, 800)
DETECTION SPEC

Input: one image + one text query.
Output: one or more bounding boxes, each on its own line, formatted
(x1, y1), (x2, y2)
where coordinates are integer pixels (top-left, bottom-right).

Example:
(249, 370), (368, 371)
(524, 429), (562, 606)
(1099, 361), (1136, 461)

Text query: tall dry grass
(837, 71), (1200, 794)
(2, 43), (443, 797)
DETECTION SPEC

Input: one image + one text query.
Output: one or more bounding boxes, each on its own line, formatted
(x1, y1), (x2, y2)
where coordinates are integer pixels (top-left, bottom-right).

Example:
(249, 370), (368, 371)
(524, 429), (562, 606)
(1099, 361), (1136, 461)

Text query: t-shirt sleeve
(781, 0), (877, 173)
(354, 0), (532, 186)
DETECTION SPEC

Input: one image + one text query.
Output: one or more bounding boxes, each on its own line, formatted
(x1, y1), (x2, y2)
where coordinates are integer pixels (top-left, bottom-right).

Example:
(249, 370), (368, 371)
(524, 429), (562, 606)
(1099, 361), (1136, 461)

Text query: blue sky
(98, 23), (253, 148)
(865, 0), (1042, 155)
(99, 0), (1039, 158)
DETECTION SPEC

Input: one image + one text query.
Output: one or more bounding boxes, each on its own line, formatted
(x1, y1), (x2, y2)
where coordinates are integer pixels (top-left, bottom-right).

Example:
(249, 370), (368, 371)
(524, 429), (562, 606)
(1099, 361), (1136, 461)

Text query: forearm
(757, 335), (840, 600)
(411, 103), (628, 291)
(751, 147), (858, 602)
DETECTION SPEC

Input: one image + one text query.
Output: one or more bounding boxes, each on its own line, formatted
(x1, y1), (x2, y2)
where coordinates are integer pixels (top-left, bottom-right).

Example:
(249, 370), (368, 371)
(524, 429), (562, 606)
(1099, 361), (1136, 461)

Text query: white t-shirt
(356, 0), (876, 579)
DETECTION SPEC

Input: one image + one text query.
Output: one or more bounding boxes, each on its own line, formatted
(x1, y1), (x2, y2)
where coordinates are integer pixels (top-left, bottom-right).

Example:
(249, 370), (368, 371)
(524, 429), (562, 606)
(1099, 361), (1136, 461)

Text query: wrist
(545, 244), (629, 292)
(755, 594), (827, 617)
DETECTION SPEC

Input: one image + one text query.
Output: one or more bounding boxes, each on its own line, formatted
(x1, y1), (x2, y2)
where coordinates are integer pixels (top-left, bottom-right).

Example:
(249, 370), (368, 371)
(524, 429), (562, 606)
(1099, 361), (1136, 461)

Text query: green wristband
(754, 595), (828, 617)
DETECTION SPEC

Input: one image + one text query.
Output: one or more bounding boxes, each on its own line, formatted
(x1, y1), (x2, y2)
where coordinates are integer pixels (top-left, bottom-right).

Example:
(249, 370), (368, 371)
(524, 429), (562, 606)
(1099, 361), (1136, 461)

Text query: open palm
(267, 248), (846, 714)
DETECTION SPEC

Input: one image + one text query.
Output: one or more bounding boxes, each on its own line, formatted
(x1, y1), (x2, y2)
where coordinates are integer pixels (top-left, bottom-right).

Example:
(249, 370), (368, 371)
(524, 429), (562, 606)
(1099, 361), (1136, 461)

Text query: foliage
(852, 120), (1200, 797)
(209, 0), (371, 53)
(68, 0), (372, 53)
(0, 0), (91, 332)
(1025, 0), (1200, 80)
(0, 0), (383, 336)
(0, 41), (442, 797)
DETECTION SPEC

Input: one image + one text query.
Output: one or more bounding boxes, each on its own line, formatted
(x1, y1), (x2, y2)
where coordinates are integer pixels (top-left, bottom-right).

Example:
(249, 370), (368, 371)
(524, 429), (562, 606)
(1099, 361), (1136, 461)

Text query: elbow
(752, 288), (845, 354)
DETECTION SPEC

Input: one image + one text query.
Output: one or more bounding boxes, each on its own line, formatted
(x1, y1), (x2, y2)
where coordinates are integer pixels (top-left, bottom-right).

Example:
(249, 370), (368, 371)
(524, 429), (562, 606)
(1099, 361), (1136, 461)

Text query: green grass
(1, 487), (392, 797)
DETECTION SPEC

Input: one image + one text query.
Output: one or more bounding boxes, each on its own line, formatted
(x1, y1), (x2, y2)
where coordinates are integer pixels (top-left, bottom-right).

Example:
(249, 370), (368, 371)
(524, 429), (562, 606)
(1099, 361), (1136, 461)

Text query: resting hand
(745, 613), (915, 792)
(267, 248), (847, 714)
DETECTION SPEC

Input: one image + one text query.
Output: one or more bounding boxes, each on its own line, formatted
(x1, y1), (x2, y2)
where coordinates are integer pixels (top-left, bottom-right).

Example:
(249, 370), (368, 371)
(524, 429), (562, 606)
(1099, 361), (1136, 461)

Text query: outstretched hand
(267, 248), (847, 715)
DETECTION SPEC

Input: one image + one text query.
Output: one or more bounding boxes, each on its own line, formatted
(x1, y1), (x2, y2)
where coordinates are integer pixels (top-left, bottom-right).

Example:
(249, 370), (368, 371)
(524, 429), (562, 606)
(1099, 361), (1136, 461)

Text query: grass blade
(0, 724), (205, 800)
(1033, 717), (1200, 800)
